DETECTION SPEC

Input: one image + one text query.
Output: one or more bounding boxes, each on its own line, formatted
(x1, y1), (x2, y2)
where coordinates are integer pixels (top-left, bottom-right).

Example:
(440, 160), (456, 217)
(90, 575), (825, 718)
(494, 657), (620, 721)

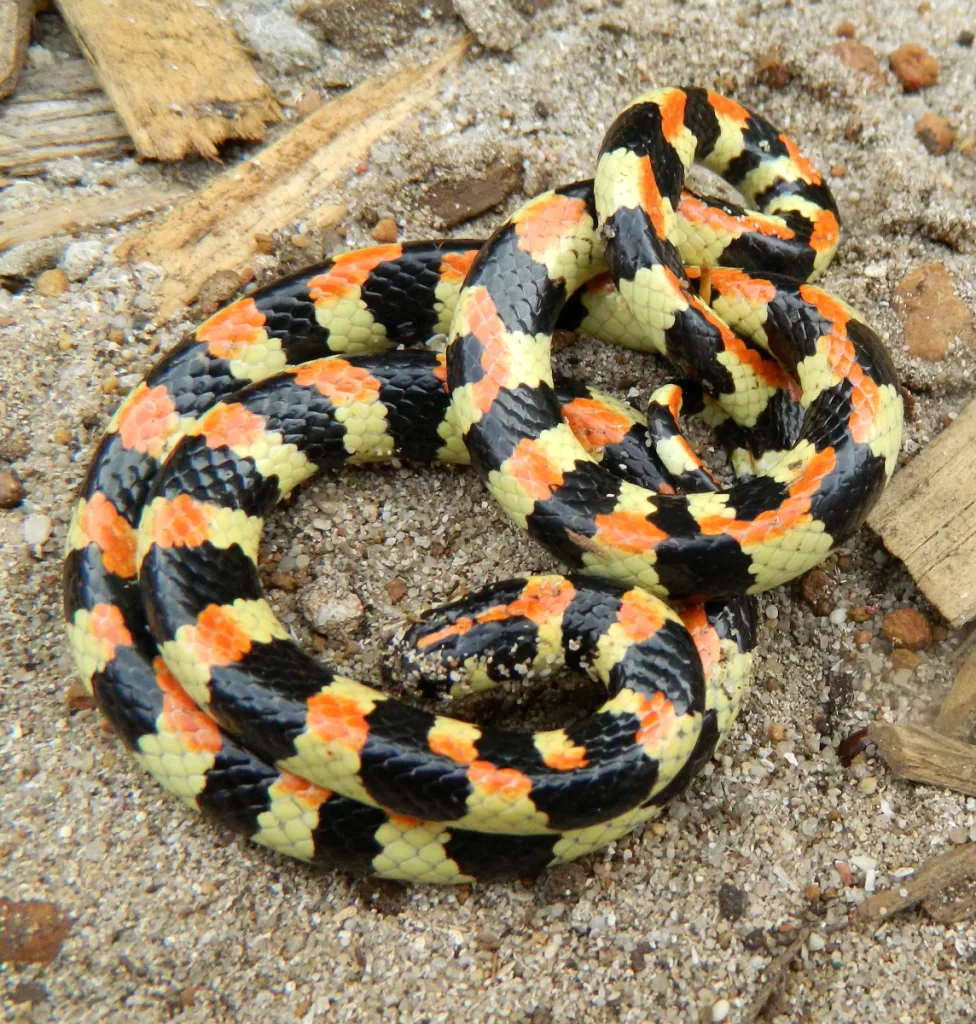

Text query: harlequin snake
(63, 87), (902, 883)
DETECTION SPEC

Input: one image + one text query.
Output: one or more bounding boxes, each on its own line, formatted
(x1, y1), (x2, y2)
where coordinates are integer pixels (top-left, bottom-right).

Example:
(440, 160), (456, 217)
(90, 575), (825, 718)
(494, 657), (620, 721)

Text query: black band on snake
(63, 87), (902, 883)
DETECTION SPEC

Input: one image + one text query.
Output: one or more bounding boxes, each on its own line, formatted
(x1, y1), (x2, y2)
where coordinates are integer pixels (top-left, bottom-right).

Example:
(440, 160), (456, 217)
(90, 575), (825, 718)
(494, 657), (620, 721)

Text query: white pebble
(829, 607), (848, 626)
(851, 854), (877, 873)
(808, 932), (826, 951)
(23, 513), (52, 547)
(764, 604), (778, 619)
(59, 240), (105, 281)
(712, 999), (730, 1022)
(300, 580), (363, 639)
(863, 262), (887, 279)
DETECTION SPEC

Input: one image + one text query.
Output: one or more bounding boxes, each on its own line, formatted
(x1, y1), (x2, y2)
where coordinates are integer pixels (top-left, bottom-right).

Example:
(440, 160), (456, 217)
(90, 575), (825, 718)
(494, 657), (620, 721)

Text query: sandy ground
(3, 0), (976, 1021)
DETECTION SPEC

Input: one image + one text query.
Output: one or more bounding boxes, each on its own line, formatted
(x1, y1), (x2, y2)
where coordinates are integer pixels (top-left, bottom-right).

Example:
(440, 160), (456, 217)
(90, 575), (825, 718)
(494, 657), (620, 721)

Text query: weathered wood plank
(117, 35), (471, 314)
(0, 57), (132, 176)
(869, 721), (976, 798)
(0, 0), (36, 101)
(56, 0), (281, 161)
(868, 399), (976, 626)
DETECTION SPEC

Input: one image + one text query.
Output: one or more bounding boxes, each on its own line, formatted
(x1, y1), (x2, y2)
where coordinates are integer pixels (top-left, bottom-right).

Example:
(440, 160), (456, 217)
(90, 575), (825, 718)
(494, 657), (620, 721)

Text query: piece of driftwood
(934, 647), (976, 741)
(868, 398), (976, 626)
(0, 0), (36, 101)
(0, 187), (182, 252)
(857, 842), (976, 924)
(0, 57), (132, 175)
(117, 35), (471, 314)
(869, 721), (976, 798)
(56, 0), (281, 160)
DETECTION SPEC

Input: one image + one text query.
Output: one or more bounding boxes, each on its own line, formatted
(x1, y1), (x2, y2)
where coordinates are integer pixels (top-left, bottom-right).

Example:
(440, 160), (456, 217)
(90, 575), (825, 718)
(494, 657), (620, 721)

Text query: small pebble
(23, 513), (52, 547)
(832, 40), (882, 75)
(829, 607), (848, 626)
(767, 722), (786, 743)
(830, 163), (847, 178)
(949, 827), (968, 845)
(889, 648), (922, 671)
(889, 43), (939, 91)
(881, 608), (932, 650)
(958, 29), (974, 46)
(0, 470), (25, 509)
(858, 776), (878, 795)
(65, 679), (95, 712)
(764, 604), (778, 619)
(371, 218), (399, 243)
(711, 999), (730, 1023)
(35, 269), (69, 298)
(804, 884), (822, 904)
(300, 580), (364, 639)
(915, 112), (955, 155)
(854, 630), (872, 646)
(835, 20), (856, 37)
(385, 578), (408, 604)
(808, 932), (826, 951)
(59, 240), (104, 282)
(800, 568), (833, 615)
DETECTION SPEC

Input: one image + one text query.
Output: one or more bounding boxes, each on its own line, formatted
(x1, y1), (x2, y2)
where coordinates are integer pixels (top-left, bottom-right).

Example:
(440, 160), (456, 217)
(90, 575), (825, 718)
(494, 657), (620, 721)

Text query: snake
(63, 87), (903, 883)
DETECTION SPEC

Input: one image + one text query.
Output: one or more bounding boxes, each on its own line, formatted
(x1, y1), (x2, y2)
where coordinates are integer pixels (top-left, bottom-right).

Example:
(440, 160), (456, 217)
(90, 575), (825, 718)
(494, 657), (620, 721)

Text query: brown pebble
(804, 883), (822, 903)
(371, 218), (399, 243)
(767, 722), (786, 743)
(35, 269), (68, 298)
(832, 40), (882, 76)
(834, 861), (853, 886)
(254, 232), (276, 255)
(830, 163), (847, 178)
(763, 675), (781, 692)
(881, 608), (932, 650)
(0, 470), (25, 509)
(291, 234), (311, 250)
(296, 90), (322, 117)
(854, 629), (872, 646)
(267, 571), (299, 592)
(889, 43), (939, 91)
(958, 135), (976, 159)
(51, 428), (71, 445)
(65, 679), (95, 712)
(755, 52), (792, 88)
(890, 647), (922, 671)
(835, 20), (856, 38)
(108, 328), (126, 345)
(385, 577), (408, 604)
(931, 624), (949, 643)
(893, 263), (974, 361)
(959, 29), (975, 47)
(848, 606), (872, 623)
(800, 568), (833, 615)
(915, 112), (956, 155)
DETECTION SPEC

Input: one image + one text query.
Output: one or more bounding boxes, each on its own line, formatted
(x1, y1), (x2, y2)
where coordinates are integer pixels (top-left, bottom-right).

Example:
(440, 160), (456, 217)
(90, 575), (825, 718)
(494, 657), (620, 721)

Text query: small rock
(755, 51), (791, 88)
(65, 679), (95, 712)
(712, 999), (730, 1023)
(889, 647), (922, 671)
(300, 579), (364, 640)
(254, 232), (276, 255)
(425, 153), (523, 229)
(804, 883), (822, 904)
(881, 608), (932, 650)
(23, 513), (52, 547)
(830, 163), (847, 178)
(371, 218), (399, 244)
(835, 20), (856, 37)
(800, 568), (833, 614)
(717, 882), (747, 921)
(854, 629), (872, 646)
(193, 269), (241, 316)
(858, 775), (879, 795)
(35, 269), (69, 297)
(829, 606), (848, 626)
(832, 40), (882, 76)
(763, 675), (780, 692)
(915, 112), (956, 155)
(849, 606), (872, 622)
(808, 932), (826, 952)
(9, 982), (47, 1006)
(958, 29), (974, 47)
(267, 571), (299, 592)
(385, 578), (408, 604)
(949, 826), (968, 845)
(452, 0), (528, 50)
(834, 860), (853, 886)
(893, 264), (974, 361)
(296, 90), (322, 117)
(238, 9), (321, 69)
(291, 233), (311, 250)
(889, 43), (939, 91)
(59, 240), (104, 282)
(0, 470), (25, 508)
(767, 722), (786, 743)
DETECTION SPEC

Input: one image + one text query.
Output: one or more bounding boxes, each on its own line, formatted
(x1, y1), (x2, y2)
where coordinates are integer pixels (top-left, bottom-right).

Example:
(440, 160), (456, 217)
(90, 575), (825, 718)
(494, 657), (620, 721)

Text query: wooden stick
(934, 647), (976, 741)
(868, 398), (976, 626)
(55, 0), (281, 160)
(0, 188), (183, 252)
(117, 35), (472, 315)
(0, 0), (36, 101)
(857, 842), (976, 924)
(869, 721), (976, 798)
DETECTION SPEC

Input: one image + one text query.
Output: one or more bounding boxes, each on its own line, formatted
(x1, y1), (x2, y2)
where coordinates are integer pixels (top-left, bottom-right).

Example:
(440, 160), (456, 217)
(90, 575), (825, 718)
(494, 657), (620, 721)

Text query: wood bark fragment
(857, 842), (976, 923)
(55, 0), (282, 161)
(868, 398), (976, 626)
(0, 57), (132, 175)
(741, 931), (808, 1024)
(869, 721), (976, 798)
(0, 187), (183, 252)
(117, 35), (471, 314)
(934, 647), (976, 740)
(0, 0), (36, 101)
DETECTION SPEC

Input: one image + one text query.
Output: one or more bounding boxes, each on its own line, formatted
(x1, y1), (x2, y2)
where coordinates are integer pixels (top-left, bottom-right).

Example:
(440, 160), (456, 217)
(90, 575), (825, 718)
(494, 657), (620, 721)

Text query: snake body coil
(64, 88), (902, 882)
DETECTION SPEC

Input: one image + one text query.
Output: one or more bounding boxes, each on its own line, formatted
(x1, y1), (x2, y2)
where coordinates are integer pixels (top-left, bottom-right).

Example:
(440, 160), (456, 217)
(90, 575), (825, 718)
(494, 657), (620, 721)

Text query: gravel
(3, 1), (976, 1022)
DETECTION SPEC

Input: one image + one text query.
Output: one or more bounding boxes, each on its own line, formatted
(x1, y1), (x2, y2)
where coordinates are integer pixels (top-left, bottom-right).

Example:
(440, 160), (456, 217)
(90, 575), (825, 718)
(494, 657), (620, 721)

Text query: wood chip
(857, 841), (976, 923)
(117, 35), (471, 314)
(0, 0), (36, 101)
(425, 152), (522, 228)
(934, 648), (976, 741)
(0, 187), (182, 253)
(868, 398), (976, 625)
(869, 721), (976, 798)
(56, 0), (282, 160)
(0, 57), (132, 176)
